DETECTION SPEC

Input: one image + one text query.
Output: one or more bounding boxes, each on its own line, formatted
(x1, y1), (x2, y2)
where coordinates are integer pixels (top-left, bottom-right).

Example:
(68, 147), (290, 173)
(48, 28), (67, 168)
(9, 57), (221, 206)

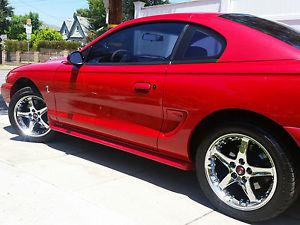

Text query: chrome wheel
(205, 133), (277, 211)
(13, 95), (51, 137)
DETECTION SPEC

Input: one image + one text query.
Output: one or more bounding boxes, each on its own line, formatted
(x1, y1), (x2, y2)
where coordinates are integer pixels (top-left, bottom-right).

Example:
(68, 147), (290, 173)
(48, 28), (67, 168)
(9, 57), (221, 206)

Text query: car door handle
(134, 82), (151, 93)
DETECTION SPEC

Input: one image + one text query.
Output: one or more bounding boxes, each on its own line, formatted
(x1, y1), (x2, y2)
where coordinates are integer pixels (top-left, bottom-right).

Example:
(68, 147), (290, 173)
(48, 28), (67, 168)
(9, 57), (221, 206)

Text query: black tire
(9, 87), (55, 142)
(195, 121), (298, 223)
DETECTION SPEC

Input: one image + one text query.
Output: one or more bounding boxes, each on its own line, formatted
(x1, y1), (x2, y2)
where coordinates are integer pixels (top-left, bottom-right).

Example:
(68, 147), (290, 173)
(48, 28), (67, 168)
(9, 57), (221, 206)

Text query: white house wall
(230, 0), (300, 17)
(134, 0), (300, 31)
(135, 0), (222, 18)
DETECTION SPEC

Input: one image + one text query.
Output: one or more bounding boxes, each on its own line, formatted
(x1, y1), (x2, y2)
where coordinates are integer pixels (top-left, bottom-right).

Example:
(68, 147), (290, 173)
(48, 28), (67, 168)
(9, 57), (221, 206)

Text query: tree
(123, 0), (169, 21)
(31, 28), (63, 49)
(76, 8), (89, 18)
(76, 0), (107, 41)
(7, 15), (25, 40)
(7, 12), (42, 40)
(88, 0), (106, 31)
(0, 0), (14, 35)
(33, 28), (63, 42)
(146, 0), (169, 5)
(27, 12), (42, 32)
(76, 0), (106, 31)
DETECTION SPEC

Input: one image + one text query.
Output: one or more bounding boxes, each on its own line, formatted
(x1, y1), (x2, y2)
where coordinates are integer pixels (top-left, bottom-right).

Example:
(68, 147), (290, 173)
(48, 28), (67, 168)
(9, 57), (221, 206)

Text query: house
(60, 14), (90, 43)
(134, 0), (300, 31)
(60, 18), (73, 40)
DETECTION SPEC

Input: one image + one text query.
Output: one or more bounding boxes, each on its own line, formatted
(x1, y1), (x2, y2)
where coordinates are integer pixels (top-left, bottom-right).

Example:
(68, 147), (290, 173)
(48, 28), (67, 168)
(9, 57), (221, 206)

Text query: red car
(2, 13), (300, 222)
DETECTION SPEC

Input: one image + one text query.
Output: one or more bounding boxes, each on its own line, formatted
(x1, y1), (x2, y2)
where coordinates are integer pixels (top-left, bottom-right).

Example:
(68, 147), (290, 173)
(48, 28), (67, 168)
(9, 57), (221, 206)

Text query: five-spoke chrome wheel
(13, 95), (51, 137)
(204, 133), (277, 211)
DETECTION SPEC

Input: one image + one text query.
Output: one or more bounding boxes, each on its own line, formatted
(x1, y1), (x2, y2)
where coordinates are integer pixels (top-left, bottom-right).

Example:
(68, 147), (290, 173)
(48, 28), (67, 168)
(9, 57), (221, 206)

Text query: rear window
(173, 24), (226, 63)
(220, 14), (300, 50)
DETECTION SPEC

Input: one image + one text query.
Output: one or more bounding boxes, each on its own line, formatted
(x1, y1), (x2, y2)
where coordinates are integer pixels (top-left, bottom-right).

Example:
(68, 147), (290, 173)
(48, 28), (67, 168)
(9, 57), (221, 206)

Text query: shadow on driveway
(1, 92), (300, 224)
(0, 94), (8, 115)
(8, 127), (211, 207)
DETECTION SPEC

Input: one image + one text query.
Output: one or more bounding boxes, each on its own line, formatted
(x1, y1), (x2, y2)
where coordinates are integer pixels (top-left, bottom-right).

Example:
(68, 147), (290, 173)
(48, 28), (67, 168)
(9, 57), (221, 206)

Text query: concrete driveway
(0, 68), (300, 225)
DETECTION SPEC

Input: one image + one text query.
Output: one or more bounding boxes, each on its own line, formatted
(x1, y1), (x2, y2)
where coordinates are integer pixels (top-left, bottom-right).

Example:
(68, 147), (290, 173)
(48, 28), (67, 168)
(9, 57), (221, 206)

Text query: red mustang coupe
(2, 13), (300, 222)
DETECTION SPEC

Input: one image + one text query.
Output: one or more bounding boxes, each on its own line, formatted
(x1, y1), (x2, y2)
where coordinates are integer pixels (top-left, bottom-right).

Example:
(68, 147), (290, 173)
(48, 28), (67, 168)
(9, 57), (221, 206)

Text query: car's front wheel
(196, 122), (298, 222)
(9, 87), (55, 142)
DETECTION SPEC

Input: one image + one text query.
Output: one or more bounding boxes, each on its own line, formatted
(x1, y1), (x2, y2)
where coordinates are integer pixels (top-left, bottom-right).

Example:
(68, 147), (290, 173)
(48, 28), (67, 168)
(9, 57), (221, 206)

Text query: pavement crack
(185, 210), (214, 225)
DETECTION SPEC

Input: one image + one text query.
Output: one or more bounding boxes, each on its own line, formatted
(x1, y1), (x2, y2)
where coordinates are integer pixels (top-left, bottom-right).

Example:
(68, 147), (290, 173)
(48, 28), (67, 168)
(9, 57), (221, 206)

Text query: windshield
(220, 14), (300, 50)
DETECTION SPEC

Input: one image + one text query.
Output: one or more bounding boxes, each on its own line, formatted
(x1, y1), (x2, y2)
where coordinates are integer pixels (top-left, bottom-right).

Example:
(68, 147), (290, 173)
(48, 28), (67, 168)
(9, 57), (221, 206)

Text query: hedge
(4, 40), (28, 52)
(4, 40), (81, 52)
(35, 41), (81, 51)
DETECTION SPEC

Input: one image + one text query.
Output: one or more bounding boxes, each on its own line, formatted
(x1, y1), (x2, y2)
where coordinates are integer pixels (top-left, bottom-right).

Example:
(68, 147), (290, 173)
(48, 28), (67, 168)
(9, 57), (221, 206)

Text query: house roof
(77, 16), (89, 36)
(60, 18), (73, 33)
(65, 18), (73, 31)
(60, 15), (90, 41)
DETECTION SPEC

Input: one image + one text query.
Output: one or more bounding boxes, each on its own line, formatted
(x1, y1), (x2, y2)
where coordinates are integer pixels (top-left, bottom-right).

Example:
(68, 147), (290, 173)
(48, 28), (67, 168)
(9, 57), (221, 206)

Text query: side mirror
(67, 51), (83, 66)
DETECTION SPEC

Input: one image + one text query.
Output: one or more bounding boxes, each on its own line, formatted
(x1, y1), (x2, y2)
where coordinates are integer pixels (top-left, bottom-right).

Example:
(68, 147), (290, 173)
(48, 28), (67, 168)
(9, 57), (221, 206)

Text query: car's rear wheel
(9, 87), (55, 142)
(195, 122), (298, 222)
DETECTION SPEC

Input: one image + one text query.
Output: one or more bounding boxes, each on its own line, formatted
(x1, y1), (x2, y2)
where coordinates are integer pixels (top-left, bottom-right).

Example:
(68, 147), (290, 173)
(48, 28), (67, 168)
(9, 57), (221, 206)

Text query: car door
(54, 22), (187, 150)
(159, 23), (227, 157)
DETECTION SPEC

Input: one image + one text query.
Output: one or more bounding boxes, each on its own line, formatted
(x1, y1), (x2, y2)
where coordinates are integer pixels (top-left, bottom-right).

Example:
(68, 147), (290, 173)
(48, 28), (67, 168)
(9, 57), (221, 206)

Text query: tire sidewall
(196, 122), (295, 222)
(8, 87), (54, 142)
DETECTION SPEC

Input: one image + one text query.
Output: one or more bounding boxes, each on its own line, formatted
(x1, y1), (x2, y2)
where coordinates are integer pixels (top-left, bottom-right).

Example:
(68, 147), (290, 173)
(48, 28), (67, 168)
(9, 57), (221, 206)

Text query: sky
(8, 0), (182, 28)
(9, 0), (89, 27)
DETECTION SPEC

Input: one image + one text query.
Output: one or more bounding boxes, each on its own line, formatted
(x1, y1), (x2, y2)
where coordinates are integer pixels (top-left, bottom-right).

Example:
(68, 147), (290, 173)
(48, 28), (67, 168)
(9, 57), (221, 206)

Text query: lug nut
(231, 173), (237, 179)
(239, 158), (245, 165)
(246, 168), (252, 174)
(229, 162), (236, 168)
(242, 176), (247, 183)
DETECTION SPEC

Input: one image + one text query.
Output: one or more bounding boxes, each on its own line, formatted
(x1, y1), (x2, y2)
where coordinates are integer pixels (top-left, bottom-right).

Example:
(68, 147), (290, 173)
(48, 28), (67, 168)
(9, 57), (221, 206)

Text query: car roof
(83, 13), (300, 62)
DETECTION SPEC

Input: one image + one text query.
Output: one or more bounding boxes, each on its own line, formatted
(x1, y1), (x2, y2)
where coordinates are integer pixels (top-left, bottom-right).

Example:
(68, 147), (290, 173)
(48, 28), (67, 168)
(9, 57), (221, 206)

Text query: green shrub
(34, 28), (63, 42)
(4, 39), (81, 52)
(35, 40), (81, 51)
(32, 29), (63, 49)
(4, 40), (28, 52)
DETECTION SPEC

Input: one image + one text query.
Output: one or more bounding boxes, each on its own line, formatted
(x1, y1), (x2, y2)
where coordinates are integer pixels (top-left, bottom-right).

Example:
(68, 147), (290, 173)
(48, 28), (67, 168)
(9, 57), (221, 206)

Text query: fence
(1, 49), (70, 65)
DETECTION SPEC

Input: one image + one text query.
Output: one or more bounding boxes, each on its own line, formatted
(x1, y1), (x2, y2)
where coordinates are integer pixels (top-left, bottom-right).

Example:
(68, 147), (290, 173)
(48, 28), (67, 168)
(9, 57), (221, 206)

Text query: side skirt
(51, 124), (194, 171)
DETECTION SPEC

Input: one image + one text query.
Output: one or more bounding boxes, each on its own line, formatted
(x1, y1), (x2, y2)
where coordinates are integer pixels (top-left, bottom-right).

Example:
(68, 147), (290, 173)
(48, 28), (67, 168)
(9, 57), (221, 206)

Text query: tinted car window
(174, 25), (226, 62)
(220, 14), (300, 50)
(84, 22), (186, 64)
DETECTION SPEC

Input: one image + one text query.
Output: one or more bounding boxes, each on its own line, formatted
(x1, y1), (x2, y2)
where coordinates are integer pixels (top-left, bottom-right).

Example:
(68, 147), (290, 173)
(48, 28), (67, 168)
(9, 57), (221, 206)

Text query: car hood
(12, 57), (67, 73)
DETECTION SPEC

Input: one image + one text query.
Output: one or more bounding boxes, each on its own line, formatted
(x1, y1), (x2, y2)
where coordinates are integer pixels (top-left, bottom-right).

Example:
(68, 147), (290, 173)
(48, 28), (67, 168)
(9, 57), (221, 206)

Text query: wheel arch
(189, 108), (299, 162)
(10, 77), (41, 98)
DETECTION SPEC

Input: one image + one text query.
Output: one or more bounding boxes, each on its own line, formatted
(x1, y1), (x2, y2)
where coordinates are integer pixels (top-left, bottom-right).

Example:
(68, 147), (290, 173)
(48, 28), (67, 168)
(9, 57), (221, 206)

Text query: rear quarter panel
(160, 60), (300, 161)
